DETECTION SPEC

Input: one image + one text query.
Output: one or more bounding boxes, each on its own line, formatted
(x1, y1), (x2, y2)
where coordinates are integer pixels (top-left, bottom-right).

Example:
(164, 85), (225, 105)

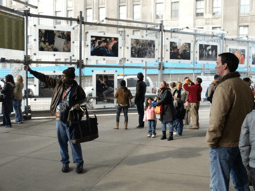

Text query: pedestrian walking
(114, 80), (133, 130)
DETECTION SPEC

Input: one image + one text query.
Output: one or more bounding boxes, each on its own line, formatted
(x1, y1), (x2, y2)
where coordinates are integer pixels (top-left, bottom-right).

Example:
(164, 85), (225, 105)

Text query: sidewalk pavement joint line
(90, 144), (141, 190)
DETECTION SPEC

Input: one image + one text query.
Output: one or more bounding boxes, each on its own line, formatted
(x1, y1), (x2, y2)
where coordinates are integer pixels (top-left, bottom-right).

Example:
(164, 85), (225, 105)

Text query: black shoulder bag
(69, 106), (98, 144)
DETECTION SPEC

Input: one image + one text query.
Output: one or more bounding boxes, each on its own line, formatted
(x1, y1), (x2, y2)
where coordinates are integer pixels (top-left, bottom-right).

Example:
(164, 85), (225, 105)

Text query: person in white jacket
(239, 104), (255, 190)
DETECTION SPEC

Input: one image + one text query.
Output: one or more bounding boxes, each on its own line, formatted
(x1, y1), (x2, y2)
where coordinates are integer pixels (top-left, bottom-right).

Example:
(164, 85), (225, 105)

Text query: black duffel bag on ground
(69, 106), (98, 144)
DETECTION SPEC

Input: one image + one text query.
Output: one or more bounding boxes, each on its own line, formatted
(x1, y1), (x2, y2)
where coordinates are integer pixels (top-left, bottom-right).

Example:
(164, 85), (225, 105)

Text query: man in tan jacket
(206, 53), (254, 190)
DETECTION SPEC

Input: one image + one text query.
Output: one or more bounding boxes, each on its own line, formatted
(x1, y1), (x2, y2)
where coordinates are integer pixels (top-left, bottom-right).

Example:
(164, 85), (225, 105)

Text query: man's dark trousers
(136, 101), (144, 127)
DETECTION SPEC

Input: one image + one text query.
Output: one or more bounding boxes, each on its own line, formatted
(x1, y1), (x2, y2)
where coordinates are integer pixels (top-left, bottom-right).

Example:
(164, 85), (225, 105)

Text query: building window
(196, 0), (204, 17)
(239, 26), (249, 38)
(156, 3), (164, 19)
(67, 10), (73, 25)
(0, 0), (6, 6)
(86, 9), (92, 22)
(134, 5), (140, 20)
(99, 7), (105, 21)
(133, 30), (140, 36)
(119, 6), (126, 20)
(213, 0), (221, 16)
(55, 11), (61, 25)
(38, 12), (43, 25)
(240, 0), (249, 14)
(171, 1), (179, 19)
(212, 27), (221, 34)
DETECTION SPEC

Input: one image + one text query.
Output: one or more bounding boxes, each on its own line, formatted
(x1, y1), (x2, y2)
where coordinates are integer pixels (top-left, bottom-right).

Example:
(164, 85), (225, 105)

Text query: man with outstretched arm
(25, 65), (86, 174)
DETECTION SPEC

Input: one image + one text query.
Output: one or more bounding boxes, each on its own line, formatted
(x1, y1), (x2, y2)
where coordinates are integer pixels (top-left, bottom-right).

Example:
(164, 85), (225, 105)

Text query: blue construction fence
(0, 61), (251, 79)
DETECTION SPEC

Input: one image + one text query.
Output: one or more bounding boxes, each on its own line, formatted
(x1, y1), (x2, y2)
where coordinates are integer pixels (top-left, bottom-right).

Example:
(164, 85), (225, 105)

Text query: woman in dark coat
(1, 75), (15, 127)
(155, 81), (175, 141)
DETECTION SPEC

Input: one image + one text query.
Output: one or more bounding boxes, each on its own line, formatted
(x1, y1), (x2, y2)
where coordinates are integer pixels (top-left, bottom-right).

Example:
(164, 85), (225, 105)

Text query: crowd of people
(130, 39), (155, 58)
(3, 52), (255, 190)
(91, 37), (118, 57)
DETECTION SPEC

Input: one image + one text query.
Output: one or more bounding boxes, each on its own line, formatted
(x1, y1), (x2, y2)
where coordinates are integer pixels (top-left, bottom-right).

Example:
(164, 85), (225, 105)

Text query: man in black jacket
(135, 72), (146, 128)
(25, 65), (86, 174)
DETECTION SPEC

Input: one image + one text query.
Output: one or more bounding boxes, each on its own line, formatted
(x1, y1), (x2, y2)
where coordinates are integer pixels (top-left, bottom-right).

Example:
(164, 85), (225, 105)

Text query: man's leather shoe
(76, 164), (83, 174)
(62, 164), (69, 173)
(0, 124), (6, 126)
(136, 125), (144, 128)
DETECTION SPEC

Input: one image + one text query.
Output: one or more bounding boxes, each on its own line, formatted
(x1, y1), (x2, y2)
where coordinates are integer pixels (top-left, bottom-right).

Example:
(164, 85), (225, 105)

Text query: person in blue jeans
(206, 53), (253, 190)
(25, 65), (86, 174)
(152, 81), (175, 141)
(13, 75), (24, 124)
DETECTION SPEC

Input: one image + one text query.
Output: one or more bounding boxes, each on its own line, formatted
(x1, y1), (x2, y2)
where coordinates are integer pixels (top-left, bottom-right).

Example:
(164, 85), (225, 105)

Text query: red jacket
(184, 82), (202, 103)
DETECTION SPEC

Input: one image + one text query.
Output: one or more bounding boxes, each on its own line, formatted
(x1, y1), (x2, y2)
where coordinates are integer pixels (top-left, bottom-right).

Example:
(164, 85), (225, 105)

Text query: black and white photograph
(228, 47), (246, 66)
(198, 43), (218, 62)
(170, 41), (191, 60)
(95, 74), (115, 104)
(90, 36), (119, 57)
(38, 29), (71, 52)
(130, 38), (156, 58)
(251, 48), (255, 67)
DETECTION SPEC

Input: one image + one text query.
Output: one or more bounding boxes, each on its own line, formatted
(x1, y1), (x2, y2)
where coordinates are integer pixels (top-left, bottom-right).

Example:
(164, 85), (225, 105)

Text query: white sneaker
(173, 131), (178, 135)
(147, 133), (151, 138)
(151, 133), (156, 138)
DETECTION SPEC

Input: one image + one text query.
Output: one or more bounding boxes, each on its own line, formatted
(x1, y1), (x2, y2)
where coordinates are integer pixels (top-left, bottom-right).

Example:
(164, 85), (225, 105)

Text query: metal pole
(24, 9), (29, 118)
(248, 42), (251, 76)
(78, 11), (83, 86)
(158, 20), (164, 86)
(221, 33), (225, 53)
(193, 33), (196, 81)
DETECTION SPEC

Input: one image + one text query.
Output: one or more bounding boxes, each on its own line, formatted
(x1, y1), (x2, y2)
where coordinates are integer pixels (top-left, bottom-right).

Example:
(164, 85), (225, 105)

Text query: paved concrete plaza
(0, 106), (253, 191)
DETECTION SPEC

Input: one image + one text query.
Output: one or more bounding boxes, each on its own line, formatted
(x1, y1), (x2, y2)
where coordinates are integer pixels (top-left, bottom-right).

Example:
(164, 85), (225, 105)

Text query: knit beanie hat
(120, 80), (126, 87)
(63, 67), (75, 79)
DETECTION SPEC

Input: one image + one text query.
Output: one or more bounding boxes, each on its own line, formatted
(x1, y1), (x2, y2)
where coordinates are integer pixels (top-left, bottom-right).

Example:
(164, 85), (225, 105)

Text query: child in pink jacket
(144, 97), (157, 138)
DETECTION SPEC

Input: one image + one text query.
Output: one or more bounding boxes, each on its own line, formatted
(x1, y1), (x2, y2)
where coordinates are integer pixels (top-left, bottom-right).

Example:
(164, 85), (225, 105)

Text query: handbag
(69, 106), (99, 144)
(155, 104), (163, 115)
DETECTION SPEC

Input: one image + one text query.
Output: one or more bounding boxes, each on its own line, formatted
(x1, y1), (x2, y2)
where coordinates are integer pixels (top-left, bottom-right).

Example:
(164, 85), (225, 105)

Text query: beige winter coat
(206, 72), (254, 148)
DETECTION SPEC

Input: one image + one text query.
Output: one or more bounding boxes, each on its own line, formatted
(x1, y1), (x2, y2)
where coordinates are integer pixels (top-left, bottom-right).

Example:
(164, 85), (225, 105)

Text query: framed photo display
(250, 47), (255, 67)
(34, 25), (74, 57)
(86, 32), (121, 61)
(197, 42), (219, 64)
(227, 45), (247, 67)
(92, 70), (117, 109)
(166, 38), (193, 63)
(127, 35), (158, 62)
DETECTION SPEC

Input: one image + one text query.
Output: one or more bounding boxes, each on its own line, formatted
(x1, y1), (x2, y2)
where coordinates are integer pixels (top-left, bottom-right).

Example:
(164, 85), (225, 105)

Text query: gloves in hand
(151, 101), (156, 107)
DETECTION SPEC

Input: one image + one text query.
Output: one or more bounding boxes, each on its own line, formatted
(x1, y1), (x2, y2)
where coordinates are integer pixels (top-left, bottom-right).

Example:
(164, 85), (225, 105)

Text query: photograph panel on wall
(34, 25), (74, 57)
(92, 70), (117, 108)
(86, 32), (121, 61)
(127, 35), (158, 62)
(197, 42), (219, 64)
(250, 47), (255, 67)
(166, 38), (193, 63)
(227, 45), (247, 67)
